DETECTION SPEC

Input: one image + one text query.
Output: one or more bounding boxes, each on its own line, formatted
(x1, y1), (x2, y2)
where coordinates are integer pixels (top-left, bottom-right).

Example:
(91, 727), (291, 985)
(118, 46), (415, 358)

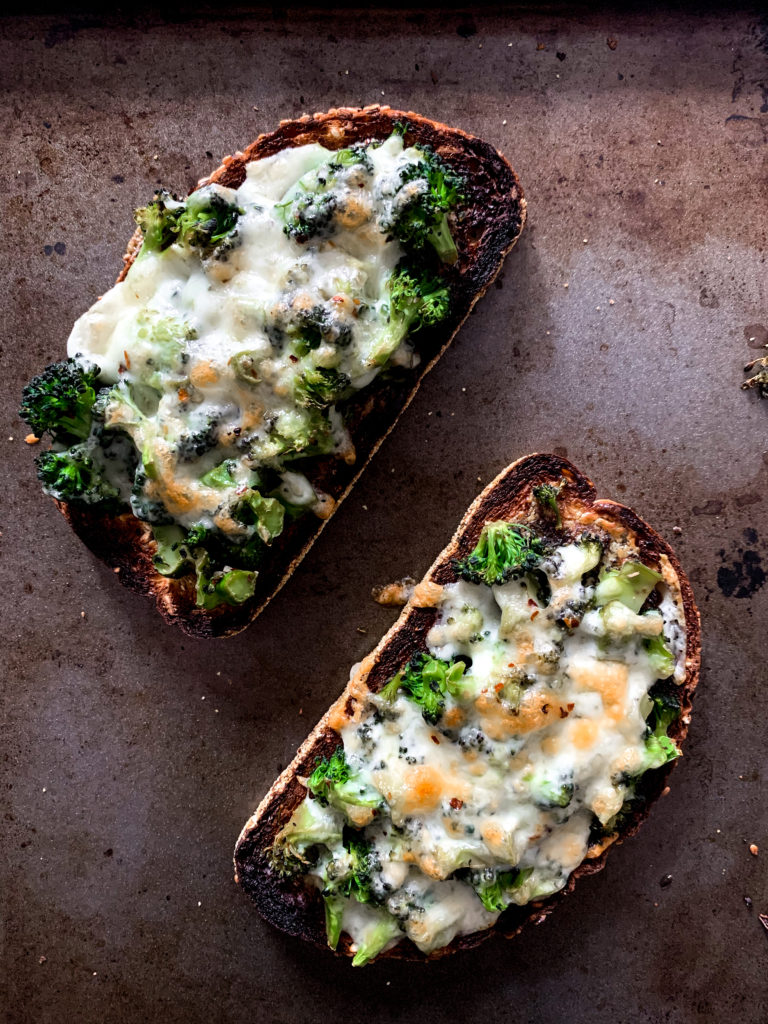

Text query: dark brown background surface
(1, 6), (767, 1023)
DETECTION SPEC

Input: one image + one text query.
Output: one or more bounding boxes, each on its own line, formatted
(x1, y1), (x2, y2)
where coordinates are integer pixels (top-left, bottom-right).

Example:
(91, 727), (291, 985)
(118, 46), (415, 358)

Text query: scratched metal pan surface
(1, 6), (767, 1024)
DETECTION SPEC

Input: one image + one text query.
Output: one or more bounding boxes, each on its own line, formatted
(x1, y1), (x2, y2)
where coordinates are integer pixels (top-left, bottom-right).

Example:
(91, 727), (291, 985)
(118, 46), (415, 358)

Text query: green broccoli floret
(134, 190), (184, 253)
(379, 652), (465, 725)
(294, 367), (351, 409)
(350, 911), (403, 967)
(466, 866), (534, 913)
(270, 798), (344, 878)
(323, 895), (345, 950)
(192, 548), (258, 610)
(380, 147), (463, 263)
(233, 489), (285, 543)
(594, 561), (663, 613)
(637, 678), (681, 772)
(36, 444), (120, 507)
(135, 186), (240, 257)
(644, 634), (676, 679)
(250, 407), (337, 463)
(368, 264), (451, 367)
(276, 147), (373, 243)
(340, 831), (378, 904)
(175, 416), (219, 461)
(279, 192), (338, 242)
(533, 482), (562, 528)
(526, 770), (575, 810)
(20, 358), (102, 441)
(307, 748), (382, 812)
(175, 186), (240, 255)
(454, 521), (546, 587)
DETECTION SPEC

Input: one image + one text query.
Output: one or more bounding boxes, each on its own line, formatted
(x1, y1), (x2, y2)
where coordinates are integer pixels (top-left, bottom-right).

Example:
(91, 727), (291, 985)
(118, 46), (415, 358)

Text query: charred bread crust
(233, 453), (701, 961)
(60, 105), (526, 637)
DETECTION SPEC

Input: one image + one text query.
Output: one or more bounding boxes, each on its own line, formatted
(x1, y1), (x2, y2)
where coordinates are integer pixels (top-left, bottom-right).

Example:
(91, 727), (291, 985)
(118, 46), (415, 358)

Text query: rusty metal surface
(1, 7), (767, 1022)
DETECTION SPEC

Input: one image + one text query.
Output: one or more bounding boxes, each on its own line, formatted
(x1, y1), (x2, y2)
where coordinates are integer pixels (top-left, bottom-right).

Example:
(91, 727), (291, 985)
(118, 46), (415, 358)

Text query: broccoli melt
(276, 146), (374, 243)
(454, 521), (546, 587)
(20, 357), (102, 442)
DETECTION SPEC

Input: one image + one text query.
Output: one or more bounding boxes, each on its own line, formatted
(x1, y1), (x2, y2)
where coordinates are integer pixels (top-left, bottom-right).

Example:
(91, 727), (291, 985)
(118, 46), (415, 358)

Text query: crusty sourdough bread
(233, 453), (701, 961)
(57, 105), (526, 637)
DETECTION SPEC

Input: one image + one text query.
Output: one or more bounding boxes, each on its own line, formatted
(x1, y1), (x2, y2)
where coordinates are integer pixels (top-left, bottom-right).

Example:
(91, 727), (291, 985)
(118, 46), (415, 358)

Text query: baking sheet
(1, 7), (767, 1022)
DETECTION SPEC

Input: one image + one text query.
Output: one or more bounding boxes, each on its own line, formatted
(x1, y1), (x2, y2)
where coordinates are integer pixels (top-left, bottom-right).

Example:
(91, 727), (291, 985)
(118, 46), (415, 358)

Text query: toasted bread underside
(58, 105), (526, 637)
(234, 453), (701, 962)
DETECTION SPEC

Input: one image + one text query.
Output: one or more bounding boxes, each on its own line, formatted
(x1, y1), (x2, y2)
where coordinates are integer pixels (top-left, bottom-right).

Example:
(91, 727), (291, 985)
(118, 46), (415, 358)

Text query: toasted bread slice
(56, 105), (525, 637)
(234, 453), (701, 962)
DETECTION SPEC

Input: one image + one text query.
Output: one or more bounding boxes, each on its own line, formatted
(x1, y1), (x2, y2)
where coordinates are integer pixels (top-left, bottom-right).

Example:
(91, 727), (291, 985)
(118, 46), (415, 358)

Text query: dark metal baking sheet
(2, 7), (767, 1022)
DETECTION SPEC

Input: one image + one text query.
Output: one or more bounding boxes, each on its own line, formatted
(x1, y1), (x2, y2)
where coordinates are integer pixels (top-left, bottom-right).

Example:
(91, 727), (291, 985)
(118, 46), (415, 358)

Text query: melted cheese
(281, 537), (687, 959)
(67, 135), (425, 534)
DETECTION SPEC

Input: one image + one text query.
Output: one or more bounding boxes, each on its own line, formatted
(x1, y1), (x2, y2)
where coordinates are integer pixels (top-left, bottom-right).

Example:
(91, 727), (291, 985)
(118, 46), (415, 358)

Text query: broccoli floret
(594, 561), (663, 613)
(339, 831), (378, 904)
(380, 147), (463, 263)
(276, 147), (373, 243)
(233, 488), (285, 543)
(295, 367), (351, 409)
(368, 264), (451, 367)
(280, 192), (338, 242)
(307, 748), (351, 802)
(634, 679), (681, 773)
(135, 186), (240, 257)
(454, 521), (546, 587)
(175, 186), (240, 255)
(192, 548), (258, 609)
(307, 748), (382, 812)
(134, 190), (184, 253)
(20, 358), (102, 442)
(36, 444), (120, 507)
(465, 867), (534, 913)
(644, 634), (676, 679)
(379, 652), (465, 725)
(250, 407), (337, 463)
(526, 770), (575, 810)
(350, 914), (402, 967)
(175, 417), (219, 461)
(270, 799), (344, 878)
(533, 482), (562, 528)
(323, 895), (344, 950)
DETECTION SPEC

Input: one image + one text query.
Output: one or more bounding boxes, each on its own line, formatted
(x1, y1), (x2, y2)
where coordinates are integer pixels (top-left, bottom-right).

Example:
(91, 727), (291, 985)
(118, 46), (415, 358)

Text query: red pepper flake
(494, 682), (504, 692)
(178, 387), (189, 402)
(507, 662), (516, 668)
(331, 294), (345, 303)
(530, 609), (539, 619)
(559, 706), (569, 718)
(563, 615), (579, 630)
(430, 734), (440, 745)
(527, 598), (537, 607)
(542, 703), (550, 714)
(289, 354), (298, 363)
(450, 797), (464, 810)
(123, 350), (131, 370)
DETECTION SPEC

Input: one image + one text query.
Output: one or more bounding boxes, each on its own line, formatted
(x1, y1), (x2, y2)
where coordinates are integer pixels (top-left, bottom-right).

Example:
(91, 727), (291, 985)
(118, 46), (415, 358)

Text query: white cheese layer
(278, 537), (686, 958)
(66, 135), (427, 533)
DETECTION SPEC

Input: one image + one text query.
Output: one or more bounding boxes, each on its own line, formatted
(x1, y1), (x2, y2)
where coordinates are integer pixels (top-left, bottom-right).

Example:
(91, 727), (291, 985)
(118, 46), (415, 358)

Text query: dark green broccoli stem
(379, 652), (465, 725)
(20, 358), (102, 442)
(454, 521), (546, 587)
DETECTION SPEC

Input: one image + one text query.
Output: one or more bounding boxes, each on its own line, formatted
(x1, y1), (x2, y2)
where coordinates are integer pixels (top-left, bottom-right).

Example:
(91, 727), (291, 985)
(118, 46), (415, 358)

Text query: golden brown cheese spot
(473, 690), (568, 741)
(345, 805), (375, 828)
(586, 835), (618, 859)
(411, 580), (444, 608)
(568, 660), (629, 722)
(569, 718), (600, 749)
(188, 361), (220, 388)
